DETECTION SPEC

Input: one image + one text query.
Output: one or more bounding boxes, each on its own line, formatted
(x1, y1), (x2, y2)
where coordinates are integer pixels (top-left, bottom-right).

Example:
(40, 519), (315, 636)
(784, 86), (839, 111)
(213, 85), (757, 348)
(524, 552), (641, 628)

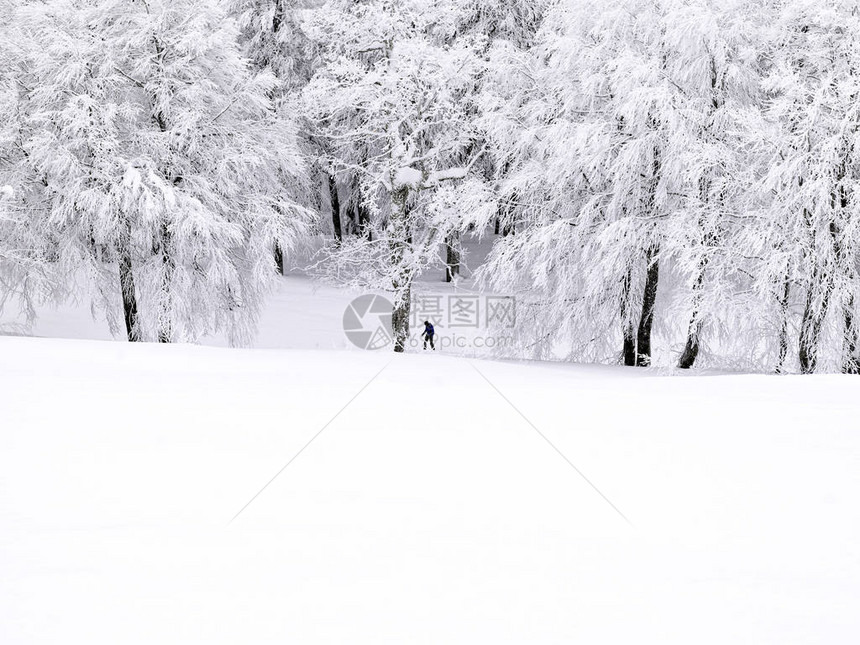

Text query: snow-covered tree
(230, 0), (321, 270)
(231, 0), (316, 88)
(481, 0), (690, 365)
(448, 0), (548, 50)
(754, 1), (860, 373)
(4, 0), (860, 374)
(441, 0), (551, 281)
(0, 1), (52, 323)
(476, 0), (783, 371)
(660, 0), (765, 369)
(11, 0), (310, 345)
(304, 0), (491, 352)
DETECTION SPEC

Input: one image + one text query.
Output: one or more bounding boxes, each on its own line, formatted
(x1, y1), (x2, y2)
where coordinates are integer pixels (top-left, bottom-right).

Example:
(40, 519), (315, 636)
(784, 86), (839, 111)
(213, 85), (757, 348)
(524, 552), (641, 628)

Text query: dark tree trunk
(274, 244), (285, 275)
(497, 189), (516, 236)
(151, 100), (178, 342)
(329, 173), (342, 243)
(392, 286), (411, 353)
(272, 0), (286, 33)
(634, 137), (663, 368)
(677, 322), (702, 370)
(158, 223), (174, 343)
(620, 269), (636, 366)
(358, 203), (372, 242)
(445, 231), (460, 283)
(679, 169), (717, 370)
(678, 264), (706, 369)
(799, 287), (822, 374)
(833, 184), (858, 375)
(799, 267), (831, 375)
(636, 245), (660, 367)
(843, 299), (860, 374)
(775, 273), (792, 373)
(800, 219), (842, 374)
(390, 187), (412, 353)
(119, 246), (140, 343)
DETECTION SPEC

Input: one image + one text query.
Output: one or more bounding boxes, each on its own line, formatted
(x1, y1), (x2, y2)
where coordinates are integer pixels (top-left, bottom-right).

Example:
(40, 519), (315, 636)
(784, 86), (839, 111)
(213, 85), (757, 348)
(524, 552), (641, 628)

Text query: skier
(422, 320), (436, 350)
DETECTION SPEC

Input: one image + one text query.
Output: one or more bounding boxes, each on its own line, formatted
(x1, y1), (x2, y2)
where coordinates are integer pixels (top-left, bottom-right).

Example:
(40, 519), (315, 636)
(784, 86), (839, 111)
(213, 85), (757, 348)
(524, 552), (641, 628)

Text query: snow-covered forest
(3, 0), (860, 373)
(4, 4), (860, 644)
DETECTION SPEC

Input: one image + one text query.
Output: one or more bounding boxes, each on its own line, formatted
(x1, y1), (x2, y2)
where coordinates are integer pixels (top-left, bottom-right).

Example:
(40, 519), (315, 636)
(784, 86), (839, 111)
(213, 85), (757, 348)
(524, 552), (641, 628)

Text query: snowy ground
(2, 262), (860, 643)
(2, 337), (860, 643)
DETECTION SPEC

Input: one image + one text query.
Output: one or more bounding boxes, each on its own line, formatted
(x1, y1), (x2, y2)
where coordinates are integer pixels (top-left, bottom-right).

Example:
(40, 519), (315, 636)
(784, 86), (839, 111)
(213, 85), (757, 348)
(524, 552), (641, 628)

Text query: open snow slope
(2, 335), (859, 644)
(0, 236), (506, 355)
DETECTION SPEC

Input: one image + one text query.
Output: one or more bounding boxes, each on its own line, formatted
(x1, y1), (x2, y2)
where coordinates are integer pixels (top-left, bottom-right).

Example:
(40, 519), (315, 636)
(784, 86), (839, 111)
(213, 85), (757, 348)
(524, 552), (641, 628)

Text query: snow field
(2, 336), (859, 644)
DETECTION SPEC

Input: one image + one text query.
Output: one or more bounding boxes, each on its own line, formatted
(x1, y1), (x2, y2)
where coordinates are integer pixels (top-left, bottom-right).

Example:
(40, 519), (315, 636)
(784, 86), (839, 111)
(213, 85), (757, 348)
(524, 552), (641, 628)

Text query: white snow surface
(2, 275), (860, 643)
(2, 337), (860, 643)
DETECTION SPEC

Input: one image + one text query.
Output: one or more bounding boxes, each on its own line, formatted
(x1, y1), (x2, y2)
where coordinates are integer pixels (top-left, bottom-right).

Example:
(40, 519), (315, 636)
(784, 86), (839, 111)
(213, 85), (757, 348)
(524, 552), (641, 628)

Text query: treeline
(1, 0), (859, 373)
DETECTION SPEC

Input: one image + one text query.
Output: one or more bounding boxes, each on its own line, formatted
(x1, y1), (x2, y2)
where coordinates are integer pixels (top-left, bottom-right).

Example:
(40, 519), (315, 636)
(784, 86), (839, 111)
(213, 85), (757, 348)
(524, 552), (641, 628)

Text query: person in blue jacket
(422, 320), (436, 350)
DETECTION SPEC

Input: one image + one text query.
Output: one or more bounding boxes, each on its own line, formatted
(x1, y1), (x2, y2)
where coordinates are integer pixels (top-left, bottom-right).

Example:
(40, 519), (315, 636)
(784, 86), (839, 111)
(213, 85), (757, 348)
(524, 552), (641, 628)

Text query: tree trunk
(832, 183), (858, 375)
(679, 170), (717, 370)
(799, 287), (822, 374)
(620, 269), (636, 366)
(158, 223), (174, 343)
(843, 298), (859, 374)
(800, 219), (842, 374)
(358, 203), (372, 242)
(678, 263), (706, 369)
(775, 273), (791, 373)
(635, 137), (663, 368)
(272, 0), (286, 33)
(445, 231), (460, 283)
(389, 186), (412, 353)
(329, 173), (342, 243)
(799, 267), (831, 375)
(118, 245), (140, 343)
(274, 244), (285, 275)
(677, 320), (702, 370)
(636, 245), (660, 367)
(391, 285), (411, 353)
(494, 217), (500, 235)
